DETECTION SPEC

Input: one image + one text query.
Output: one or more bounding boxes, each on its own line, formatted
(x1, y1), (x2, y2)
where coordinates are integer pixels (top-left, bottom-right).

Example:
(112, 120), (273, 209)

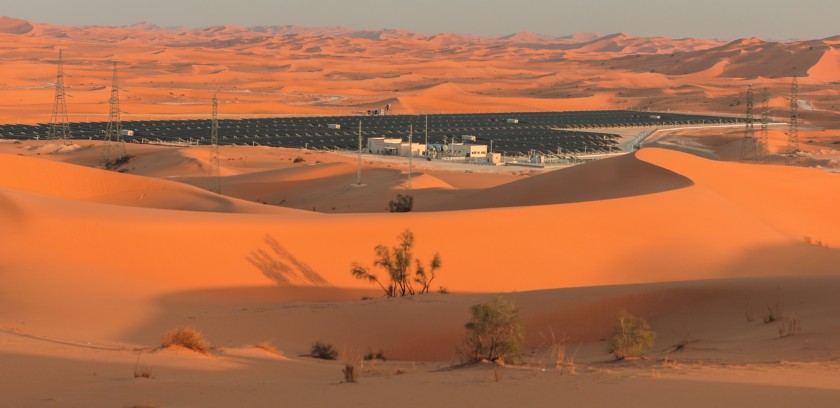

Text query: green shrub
(388, 193), (414, 212)
(310, 341), (338, 360)
(463, 297), (524, 363)
(608, 311), (656, 360)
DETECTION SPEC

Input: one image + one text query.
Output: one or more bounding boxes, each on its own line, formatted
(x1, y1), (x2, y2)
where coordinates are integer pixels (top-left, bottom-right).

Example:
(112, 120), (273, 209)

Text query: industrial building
(367, 137), (426, 157)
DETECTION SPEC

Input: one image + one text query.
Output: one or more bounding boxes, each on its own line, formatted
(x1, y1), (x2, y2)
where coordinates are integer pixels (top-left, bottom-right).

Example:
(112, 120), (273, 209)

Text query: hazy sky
(5, 0), (839, 40)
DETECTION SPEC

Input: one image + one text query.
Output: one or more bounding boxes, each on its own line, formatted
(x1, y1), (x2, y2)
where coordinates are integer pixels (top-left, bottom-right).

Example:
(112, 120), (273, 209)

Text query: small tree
(388, 193), (414, 212)
(463, 297), (524, 363)
(608, 311), (656, 360)
(351, 229), (442, 297)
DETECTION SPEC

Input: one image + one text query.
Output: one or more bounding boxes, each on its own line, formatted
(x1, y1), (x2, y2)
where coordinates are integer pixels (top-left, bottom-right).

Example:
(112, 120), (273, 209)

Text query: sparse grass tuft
(293, 156), (305, 163)
(255, 341), (284, 357)
(779, 315), (802, 338)
(762, 299), (782, 324)
(161, 326), (210, 354)
(342, 364), (356, 383)
(804, 236), (830, 248)
(134, 365), (153, 379)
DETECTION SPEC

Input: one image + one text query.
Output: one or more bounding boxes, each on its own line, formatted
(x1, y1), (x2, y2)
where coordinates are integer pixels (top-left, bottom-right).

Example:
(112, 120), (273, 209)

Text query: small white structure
(486, 152), (502, 164)
(449, 142), (487, 158)
(327, 124), (341, 129)
(649, 115), (661, 119)
(461, 135), (477, 142)
(121, 129), (134, 137)
(506, 118), (519, 124)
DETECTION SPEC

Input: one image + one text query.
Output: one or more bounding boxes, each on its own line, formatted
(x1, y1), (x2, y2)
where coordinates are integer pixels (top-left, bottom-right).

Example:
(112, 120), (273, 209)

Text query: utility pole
(785, 75), (800, 166)
(47, 50), (70, 144)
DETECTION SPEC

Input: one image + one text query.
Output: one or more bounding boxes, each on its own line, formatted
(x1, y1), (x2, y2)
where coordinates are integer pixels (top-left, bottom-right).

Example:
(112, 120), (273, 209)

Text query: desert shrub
(351, 229), (443, 297)
(363, 350), (387, 361)
(293, 156), (305, 163)
(310, 341), (338, 360)
(463, 297), (524, 363)
(608, 312), (656, 360)
(161, 326), (210, 354)
(388, 193), (414, 212)
(113, 154), (132, 166)
(342, 364), (356, 383)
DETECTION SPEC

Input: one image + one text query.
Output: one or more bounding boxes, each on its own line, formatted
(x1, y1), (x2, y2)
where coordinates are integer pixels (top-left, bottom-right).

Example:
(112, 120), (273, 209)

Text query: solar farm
(0, 110), (742, 156)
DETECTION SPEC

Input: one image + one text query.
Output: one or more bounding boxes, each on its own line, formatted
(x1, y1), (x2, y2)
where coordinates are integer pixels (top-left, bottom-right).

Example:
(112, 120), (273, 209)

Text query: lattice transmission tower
(209, 95), (221, 193)
(785, 76), (800, 166)
(739, 85), (758, 162)
(47, 50), (71, 143)
(355, 120), (363, 186)
(407, 124), (413, 191)
(102, 61), (125, 167)
(758, 87), (770, 163)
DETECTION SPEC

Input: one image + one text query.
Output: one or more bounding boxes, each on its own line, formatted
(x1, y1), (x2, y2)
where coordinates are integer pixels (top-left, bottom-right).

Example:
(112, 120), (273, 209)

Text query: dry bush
(293, 156), (305, 163)
(342, 364), (356, 383)
(608, 311), (656, 360)
(161, 326), (210, 354)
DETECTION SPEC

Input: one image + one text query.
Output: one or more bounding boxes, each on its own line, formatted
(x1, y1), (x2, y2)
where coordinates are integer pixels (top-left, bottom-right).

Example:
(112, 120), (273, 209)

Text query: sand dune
(0, 152), (297, 214)
(2, 147), (839, 346)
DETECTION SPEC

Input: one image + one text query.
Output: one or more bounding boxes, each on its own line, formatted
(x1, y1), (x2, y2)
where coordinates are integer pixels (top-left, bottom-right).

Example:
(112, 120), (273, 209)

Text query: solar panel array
(0, 111), (742, 155)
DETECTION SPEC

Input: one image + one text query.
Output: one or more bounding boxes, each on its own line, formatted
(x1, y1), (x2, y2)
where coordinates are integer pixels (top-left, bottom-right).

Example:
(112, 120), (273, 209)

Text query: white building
(449, 142), (487, 158)
(367, 137), (427, 157)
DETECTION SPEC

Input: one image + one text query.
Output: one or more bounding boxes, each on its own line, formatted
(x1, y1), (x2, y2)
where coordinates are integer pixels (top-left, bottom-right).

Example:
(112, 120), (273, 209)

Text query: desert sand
(1, 15), (840, 408)
(2, 138), (840, 407)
